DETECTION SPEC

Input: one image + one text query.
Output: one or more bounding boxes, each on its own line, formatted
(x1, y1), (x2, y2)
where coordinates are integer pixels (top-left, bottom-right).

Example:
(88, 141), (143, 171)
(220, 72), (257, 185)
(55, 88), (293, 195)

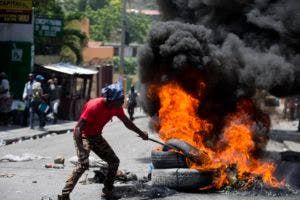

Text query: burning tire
(151, 168), (213, 190)
(151, 149), (187, 169)
(163, 139), (211, 164)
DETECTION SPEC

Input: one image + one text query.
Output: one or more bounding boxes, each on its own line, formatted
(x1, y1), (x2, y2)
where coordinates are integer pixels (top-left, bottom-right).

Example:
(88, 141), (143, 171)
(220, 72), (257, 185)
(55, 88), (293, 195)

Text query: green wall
(0, 41), (33, 99)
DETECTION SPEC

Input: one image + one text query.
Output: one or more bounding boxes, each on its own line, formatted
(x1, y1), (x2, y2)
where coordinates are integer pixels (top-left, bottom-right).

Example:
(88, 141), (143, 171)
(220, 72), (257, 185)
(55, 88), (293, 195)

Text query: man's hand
(139, 131), (148, 140)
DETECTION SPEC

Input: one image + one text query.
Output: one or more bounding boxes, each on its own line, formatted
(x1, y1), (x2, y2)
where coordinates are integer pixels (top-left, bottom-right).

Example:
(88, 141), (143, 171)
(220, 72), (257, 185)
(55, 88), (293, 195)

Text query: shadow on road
(114, 183), (177, 200)
(135, 157), (152, 164)
(269, 130), (300, 143)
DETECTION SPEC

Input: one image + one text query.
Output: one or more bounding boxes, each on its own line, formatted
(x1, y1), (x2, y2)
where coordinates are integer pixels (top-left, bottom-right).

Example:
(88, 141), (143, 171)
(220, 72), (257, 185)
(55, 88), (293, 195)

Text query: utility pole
(120, 0), (127, 76)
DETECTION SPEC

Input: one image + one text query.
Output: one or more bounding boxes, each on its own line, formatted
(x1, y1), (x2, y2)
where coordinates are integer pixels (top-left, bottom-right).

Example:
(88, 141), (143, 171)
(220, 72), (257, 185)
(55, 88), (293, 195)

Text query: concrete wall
(82, 46), (114, 62)
(35, 55), (60, 65)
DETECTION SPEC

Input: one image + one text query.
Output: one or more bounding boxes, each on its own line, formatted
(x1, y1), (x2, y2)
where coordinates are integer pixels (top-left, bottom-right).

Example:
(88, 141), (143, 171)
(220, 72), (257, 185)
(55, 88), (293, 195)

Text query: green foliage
(65, 12), (86, 21)
(86, 1), (122, 42)
(58, 0), (79, 11)
(61, 20), (88, 64)
(61, 0), (108, 12)
(113, 56), (137, 74)
(52, 0), (153, 43)
(65, 35), (82, 49)
(64, 20), (82, 31)
(86, 0), (152, 43)
(127, 12), (152, 43)
(33, 0), (87, 64)
(60, 45), (77, 64)
(34, 0), (153, 63)
(34, 0), (64, 18)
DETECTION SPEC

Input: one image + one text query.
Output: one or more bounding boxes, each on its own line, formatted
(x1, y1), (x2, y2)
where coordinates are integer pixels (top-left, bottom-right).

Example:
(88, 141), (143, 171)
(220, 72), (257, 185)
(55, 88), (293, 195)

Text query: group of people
(22, 73), (62, 129)
(0, 71), (62, 127)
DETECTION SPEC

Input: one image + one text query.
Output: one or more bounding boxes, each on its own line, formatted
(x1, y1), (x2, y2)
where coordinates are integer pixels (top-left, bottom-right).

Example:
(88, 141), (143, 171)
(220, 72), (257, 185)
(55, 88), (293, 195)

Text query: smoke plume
(138, 0), (300, 116)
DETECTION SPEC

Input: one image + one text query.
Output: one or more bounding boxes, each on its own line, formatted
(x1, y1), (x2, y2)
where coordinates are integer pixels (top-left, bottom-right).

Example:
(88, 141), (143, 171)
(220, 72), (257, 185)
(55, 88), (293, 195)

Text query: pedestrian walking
(30, 75), (47, 129)
(57, 80), (148, 200)
(127, 85), (138, 121)
(48, 77), (62, 124)
(22, 73), (35, 126)
(0, 72), (12, 125)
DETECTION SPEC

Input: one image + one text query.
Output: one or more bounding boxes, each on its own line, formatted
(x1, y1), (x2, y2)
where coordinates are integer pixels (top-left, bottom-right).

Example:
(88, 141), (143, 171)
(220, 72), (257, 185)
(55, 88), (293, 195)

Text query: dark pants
(62, 134), (119, 195)
(22, 105), (30, 126)
(30, 100), (46, 128)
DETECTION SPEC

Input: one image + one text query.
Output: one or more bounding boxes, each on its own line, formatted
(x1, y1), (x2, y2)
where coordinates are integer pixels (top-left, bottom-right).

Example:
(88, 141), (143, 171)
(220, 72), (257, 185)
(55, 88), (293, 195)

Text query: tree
(61, 0), (108, 12)
(34, 1), (87, 64)
(33, 0), (64, 18)
(127, 12), (152, 43)
(86, 0), (152, 43)
(113, 56), (137, 74)
(86, 0), (122, 42)
(60, 19), (88, 64)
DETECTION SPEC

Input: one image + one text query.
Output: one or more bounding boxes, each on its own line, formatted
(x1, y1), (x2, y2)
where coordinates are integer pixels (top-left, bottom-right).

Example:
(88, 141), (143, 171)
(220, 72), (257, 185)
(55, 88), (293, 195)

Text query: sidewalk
(0, 120), (77, 146)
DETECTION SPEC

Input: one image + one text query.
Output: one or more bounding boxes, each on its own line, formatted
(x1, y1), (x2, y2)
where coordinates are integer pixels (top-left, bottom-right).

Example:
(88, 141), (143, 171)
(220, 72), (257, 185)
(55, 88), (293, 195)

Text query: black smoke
(138, 0), (300, 118)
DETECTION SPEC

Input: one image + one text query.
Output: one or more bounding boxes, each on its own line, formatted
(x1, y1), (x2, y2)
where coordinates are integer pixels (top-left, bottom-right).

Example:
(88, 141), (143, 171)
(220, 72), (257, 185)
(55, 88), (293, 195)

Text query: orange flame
(151, 81), (284, 189)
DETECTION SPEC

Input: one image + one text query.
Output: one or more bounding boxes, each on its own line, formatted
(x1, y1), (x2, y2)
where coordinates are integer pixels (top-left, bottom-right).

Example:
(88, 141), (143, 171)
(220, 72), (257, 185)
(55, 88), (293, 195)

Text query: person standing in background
(22, 73), (35, 127)
(127, 85), (138, 121)
(0, 72), (12, 125)
(48, 77), (62, 124)
(31, 75), (46, 129)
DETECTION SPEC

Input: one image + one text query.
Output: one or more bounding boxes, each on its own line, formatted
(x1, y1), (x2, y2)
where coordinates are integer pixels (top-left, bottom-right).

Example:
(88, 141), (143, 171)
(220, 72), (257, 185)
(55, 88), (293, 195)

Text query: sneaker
(101, 191), (121, 200)
(57, 194), (70, 200)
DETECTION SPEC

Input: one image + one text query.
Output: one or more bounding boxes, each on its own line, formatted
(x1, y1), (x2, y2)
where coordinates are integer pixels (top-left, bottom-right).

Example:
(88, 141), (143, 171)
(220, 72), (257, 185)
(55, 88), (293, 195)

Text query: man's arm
(120, 115), (148, 140)
(22, 84), (27, 100)
(74, 118), (87, 150)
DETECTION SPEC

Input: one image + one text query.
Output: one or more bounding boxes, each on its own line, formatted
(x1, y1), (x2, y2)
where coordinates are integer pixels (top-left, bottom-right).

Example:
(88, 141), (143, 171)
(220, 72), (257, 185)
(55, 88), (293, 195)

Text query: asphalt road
(0, 110), (300, 200)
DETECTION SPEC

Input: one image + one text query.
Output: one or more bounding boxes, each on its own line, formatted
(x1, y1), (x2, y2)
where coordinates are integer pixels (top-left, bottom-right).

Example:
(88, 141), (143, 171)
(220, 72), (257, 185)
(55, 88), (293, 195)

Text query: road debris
(54, 156), (65, 165)
(68, 156), (107, 168)
(40, 195), (54, 200)
(0, 172), (15, 178)
(0, 153), (49, 162)
(91, 169), (138, 184)
(45, 163), (64, 169)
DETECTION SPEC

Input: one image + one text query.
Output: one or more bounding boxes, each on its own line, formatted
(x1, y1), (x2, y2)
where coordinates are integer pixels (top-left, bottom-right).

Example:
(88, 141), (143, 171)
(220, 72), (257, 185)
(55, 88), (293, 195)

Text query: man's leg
(59, 138), (90, 199)
(89, 135), (120, 195)
(52, 100), (59, 124)
(38, 109), (46, 128)
(29, 105), (35, 129)
(22, 106), (29, 126)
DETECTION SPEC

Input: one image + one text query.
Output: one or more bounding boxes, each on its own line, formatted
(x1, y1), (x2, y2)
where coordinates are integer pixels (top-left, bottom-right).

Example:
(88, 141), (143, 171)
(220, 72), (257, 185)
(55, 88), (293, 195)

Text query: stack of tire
(150, 139), (213, 190)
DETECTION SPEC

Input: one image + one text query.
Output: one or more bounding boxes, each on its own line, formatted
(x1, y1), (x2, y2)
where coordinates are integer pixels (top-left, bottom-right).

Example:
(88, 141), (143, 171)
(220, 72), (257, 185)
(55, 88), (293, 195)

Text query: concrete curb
(2, 128), (74, 146)
(0, 121), (76, 146)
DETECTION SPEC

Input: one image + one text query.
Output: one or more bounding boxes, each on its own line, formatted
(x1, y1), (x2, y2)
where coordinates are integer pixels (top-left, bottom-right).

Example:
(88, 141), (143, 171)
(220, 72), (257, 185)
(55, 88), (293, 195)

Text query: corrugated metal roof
(42, 63), (97, 75)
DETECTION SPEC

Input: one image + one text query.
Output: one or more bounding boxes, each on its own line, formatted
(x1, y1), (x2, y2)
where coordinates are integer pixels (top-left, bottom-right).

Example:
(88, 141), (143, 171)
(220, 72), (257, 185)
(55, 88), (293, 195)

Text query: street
(0, 110), (300, 200)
